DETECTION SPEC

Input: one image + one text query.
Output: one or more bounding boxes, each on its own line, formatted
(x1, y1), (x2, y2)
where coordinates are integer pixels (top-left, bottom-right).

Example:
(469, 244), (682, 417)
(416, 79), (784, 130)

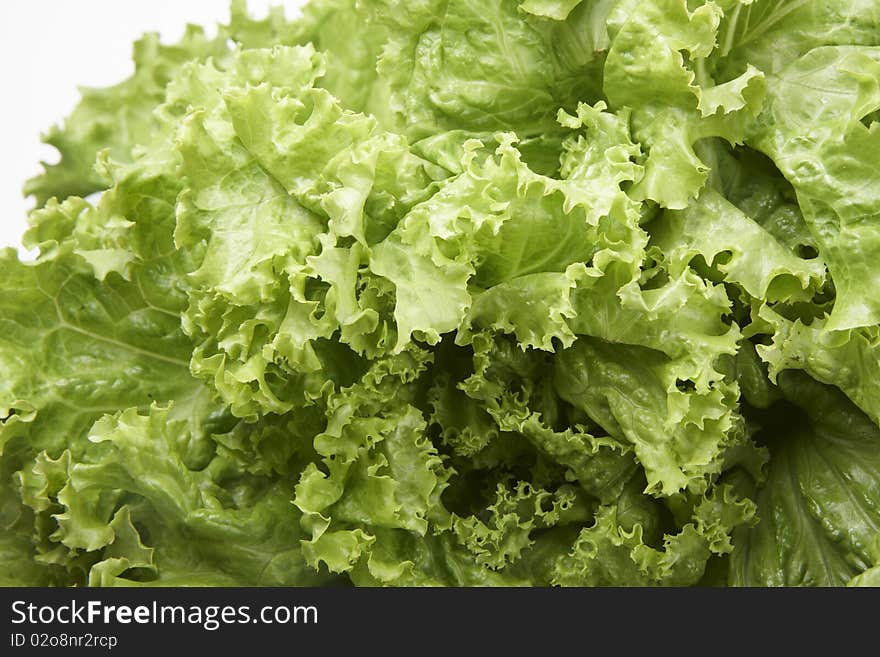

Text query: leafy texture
(729, 373), (880, 586)
(4, 0), (880, 587)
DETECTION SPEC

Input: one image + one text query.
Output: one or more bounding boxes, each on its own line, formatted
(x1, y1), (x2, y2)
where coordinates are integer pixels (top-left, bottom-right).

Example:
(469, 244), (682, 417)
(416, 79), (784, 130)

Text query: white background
(0, 0), (305, 252)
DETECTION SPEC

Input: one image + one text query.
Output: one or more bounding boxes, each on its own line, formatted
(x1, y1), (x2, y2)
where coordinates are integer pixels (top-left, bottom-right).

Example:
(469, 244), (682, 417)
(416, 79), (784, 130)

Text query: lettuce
(3, 0), (880, 587)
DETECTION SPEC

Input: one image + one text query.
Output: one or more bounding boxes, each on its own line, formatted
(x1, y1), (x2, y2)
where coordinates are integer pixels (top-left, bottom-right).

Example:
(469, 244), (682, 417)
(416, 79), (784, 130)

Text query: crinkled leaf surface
(4, 0), (880, 587)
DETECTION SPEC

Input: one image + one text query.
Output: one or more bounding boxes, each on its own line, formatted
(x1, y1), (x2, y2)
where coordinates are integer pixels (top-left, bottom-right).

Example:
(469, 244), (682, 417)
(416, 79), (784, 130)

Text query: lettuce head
(3, 0), (880, 587)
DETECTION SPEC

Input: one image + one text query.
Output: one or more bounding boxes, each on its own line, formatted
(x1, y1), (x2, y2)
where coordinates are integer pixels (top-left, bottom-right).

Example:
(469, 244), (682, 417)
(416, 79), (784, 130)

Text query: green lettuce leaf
(730, 372), (880, 586)
(752, 46), (880, 330)
(603, 0), (766, 209)
(368, 0), (603, 139)
(25, 28), (228, 207)
(651, 188), (826, 303)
